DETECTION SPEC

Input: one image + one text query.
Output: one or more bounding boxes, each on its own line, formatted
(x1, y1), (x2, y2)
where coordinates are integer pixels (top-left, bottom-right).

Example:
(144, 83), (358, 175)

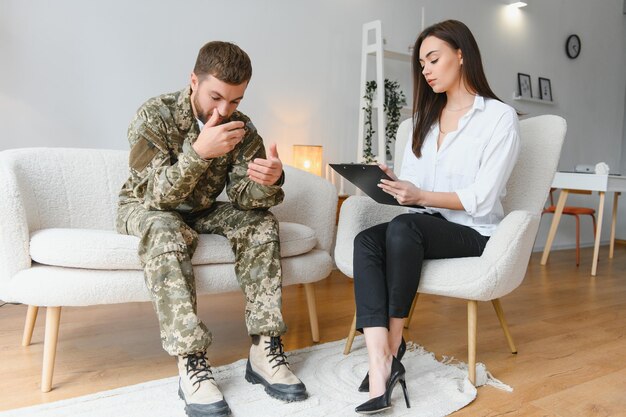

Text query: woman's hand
(378, 178), (422, 206)
(377, 163), (465, 209)
(378, 163), (398, 181)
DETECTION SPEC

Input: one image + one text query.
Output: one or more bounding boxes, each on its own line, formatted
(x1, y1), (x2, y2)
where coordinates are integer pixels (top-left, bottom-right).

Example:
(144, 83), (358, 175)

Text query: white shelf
(372, 49), (411, 62)
(512, 93), (556, 106)
(358, 20), (412, 164)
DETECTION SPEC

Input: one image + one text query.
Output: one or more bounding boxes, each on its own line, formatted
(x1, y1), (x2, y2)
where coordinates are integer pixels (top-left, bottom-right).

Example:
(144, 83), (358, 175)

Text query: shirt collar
(428, 95), (485, 135)
(456, 95), (484, 122)
(472, 95), (485, 112)
(173, 85), (196, 132)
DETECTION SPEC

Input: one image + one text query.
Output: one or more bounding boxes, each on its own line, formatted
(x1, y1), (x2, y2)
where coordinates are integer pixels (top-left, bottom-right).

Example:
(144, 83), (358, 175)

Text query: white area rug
(2, 337), (511, 417)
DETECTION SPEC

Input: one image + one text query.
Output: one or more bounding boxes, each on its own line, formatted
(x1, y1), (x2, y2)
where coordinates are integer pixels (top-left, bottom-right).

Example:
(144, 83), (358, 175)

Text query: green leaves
(362, 79), (406, 163)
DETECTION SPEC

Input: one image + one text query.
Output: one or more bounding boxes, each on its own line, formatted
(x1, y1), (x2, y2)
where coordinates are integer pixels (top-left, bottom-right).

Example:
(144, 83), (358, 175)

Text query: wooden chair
(542, 188), (596, 266)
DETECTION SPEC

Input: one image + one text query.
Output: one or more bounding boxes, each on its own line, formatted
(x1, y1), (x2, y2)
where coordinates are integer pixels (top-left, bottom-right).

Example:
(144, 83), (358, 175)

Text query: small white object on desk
(575, 164), (595, 173)
(595, 162), (610, 175)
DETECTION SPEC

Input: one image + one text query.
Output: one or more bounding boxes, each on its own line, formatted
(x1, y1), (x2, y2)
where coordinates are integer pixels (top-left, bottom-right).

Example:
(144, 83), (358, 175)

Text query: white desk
(541, 172), (626, 276)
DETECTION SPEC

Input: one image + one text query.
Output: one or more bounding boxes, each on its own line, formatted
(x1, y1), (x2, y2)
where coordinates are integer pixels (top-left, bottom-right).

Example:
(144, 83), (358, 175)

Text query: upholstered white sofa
(0, 147), (337, 392)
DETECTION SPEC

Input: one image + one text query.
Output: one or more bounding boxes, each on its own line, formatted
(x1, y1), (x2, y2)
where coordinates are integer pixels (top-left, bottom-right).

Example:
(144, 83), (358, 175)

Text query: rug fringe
(413, 346), (513, 392)
(484, 370), (513, 392)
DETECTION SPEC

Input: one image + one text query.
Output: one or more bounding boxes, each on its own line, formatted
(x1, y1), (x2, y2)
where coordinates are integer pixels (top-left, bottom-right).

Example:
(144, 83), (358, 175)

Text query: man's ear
(190, 72), (198, 92)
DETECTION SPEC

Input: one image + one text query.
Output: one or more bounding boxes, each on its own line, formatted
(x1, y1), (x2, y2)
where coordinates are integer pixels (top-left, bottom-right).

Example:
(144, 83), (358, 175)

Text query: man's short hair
(193, 41), (252, 85)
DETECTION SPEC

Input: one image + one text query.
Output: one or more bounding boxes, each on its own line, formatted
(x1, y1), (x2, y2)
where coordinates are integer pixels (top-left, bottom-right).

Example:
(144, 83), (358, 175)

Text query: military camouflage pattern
(118, 85), (284, 213)
(191, 202), (285, 339)
(116, 86), (286, 356)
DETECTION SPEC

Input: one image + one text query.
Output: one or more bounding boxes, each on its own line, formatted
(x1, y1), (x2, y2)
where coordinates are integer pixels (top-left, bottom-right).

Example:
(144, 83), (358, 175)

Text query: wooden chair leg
(609, 193), (617, 259)
(591, 213), (597, 237)
(491, 299), (517, 354)
(303, 283), (320, 343)
(41, 307), (62, 393)
(344, 312), (357, 355)
(575, 215), (581, 266)
(404, 293), (419, 329)
(467, 300), (477, 385)
(22, 305), (39, 346)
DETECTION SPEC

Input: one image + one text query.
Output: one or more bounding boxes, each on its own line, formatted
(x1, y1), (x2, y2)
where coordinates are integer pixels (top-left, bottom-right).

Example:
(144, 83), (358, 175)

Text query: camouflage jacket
(118, 86), (284, 214)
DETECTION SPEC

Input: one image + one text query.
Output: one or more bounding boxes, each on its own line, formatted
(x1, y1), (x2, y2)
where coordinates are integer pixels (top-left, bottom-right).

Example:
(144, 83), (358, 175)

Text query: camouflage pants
(116, 202), (286, 356)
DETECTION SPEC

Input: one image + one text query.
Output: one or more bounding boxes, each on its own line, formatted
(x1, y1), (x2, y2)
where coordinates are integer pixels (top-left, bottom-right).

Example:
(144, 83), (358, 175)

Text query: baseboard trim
(532, 239), (611, 252)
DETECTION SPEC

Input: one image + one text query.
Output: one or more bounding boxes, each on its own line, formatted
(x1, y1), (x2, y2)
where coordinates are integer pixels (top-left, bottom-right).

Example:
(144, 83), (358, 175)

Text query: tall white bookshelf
(356, 20), (411, 164)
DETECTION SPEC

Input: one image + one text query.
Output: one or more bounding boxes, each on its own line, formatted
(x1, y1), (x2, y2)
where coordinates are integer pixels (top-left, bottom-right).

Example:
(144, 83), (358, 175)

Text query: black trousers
(353, 212), (489, 330)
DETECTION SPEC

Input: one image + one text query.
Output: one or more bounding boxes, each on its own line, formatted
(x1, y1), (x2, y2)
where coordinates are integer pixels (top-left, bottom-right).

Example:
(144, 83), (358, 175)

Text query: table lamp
(292, 145), (323, 177)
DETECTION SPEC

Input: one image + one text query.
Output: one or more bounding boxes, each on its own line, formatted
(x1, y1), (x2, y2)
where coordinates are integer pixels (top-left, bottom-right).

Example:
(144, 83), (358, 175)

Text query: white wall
(619, 80), (626, 238)
(0, 0), (423, 171)
(2, 0), (626, 250)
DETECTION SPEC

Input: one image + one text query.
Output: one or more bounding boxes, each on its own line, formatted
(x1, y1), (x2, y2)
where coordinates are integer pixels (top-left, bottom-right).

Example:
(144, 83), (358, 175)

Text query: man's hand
(248, 143), (283, 186)
(192, 110), (245, 159)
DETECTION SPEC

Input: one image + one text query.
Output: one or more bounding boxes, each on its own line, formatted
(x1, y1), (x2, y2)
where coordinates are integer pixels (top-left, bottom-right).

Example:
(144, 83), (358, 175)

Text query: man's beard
(193, 95), (210, 124)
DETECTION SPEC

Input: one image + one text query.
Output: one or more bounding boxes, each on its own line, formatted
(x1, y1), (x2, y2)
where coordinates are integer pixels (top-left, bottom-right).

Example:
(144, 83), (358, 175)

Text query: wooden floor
(1, 247), (625, 416)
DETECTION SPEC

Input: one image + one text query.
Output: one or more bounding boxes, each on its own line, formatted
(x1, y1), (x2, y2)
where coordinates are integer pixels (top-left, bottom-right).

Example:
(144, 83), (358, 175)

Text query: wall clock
(566, 34), (581, 59)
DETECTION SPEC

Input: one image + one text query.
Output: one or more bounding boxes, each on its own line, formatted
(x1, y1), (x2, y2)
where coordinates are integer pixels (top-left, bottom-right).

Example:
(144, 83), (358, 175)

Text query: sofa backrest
(0, 147), (337, 254)
(0, 148), (128, 232)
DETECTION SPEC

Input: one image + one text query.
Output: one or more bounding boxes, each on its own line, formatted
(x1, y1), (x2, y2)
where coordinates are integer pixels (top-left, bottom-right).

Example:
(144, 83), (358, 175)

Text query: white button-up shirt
(399, 95), (520, 236)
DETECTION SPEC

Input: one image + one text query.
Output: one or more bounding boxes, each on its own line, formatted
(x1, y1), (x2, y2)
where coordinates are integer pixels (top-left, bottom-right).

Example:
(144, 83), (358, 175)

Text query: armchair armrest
(482, 210), (539, 259)
(480, 209), (541, 299)
(334, 196), (407, 277)
(270, 166), (338, 254)
(0, 152), (32, 290)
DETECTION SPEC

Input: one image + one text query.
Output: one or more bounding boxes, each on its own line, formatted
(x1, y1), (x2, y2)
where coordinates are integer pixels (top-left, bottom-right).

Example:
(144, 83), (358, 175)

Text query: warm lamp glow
(506, 1), (527, 8)
(293, 145), (323, 176)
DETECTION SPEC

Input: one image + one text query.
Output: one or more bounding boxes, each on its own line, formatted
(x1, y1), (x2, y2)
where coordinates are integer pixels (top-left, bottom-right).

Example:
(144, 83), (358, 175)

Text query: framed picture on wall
(538, 77), (552, 101)
(517, 73), (532, 98)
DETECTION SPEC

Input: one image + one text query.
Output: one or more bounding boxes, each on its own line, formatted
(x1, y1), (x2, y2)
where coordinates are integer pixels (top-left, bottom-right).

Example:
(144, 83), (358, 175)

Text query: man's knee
(140, 213), (197, 261)
(234, 210), (279, 246)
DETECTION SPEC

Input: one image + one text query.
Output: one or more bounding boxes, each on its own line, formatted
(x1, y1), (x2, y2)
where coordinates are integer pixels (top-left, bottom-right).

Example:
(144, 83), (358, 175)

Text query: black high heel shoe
(355, 356), (411, 414)
(358, 337), (406, 392)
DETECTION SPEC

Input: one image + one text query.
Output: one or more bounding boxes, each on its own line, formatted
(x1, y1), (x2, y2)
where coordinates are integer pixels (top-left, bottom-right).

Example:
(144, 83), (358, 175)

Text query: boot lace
(265, 336), (289, 370)
(184, 352), (214, 392)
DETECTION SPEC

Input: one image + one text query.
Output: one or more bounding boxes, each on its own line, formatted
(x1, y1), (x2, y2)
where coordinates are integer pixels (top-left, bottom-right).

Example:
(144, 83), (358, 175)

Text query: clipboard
(330, 163), (424, 209)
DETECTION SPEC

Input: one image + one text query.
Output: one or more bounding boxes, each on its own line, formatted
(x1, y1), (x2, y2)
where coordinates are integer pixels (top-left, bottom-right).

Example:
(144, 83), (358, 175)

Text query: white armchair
(335, 115), (567, 384)
(0, 148), (337, 392)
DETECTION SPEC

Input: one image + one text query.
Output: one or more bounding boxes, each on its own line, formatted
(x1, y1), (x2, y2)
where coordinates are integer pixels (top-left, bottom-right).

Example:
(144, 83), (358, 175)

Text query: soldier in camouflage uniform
(116, 41), (307, 417)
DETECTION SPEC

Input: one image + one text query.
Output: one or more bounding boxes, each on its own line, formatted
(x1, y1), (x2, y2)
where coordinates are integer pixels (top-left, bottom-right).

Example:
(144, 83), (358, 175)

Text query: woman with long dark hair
(353, 20), (520, 414)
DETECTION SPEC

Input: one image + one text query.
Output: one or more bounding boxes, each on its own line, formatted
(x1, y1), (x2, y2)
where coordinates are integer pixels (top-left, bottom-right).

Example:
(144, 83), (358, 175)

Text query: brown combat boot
(245, 335), (308, 402)
(177, 352), (231, 417)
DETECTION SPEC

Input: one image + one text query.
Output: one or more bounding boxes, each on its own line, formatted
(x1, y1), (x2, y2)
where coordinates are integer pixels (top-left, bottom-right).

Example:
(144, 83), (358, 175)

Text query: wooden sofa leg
(467, 300), (477, 385)
(41, 307), (62, 393)
(22, 305), (39, 346)
(303, 283), (320, 343)
(404, 293), (420, 329)
(344, 312), (357, 355)
(491, 299), (518, 354)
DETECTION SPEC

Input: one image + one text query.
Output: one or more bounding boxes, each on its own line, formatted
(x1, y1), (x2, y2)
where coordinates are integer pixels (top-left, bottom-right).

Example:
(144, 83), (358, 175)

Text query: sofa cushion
(29, 222), (317, 270)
